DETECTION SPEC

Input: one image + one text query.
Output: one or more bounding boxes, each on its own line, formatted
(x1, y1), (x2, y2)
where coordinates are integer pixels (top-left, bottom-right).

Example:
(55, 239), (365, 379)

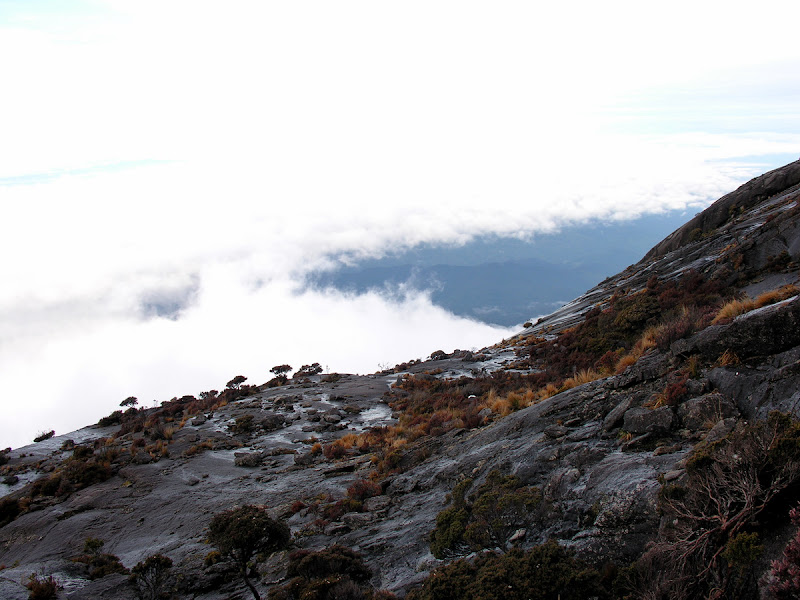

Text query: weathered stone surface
(623, 406), (674, 434)
(603, 397), (633, 431)
(234, 451), (264, 467)
(342, 512), (373, 528)
(678, 392), (738, 431)
(673, 296), (800, 361)
(614, 352), (671, 388)
(363, 495), (391, 512)
(260, 412), (285, 431)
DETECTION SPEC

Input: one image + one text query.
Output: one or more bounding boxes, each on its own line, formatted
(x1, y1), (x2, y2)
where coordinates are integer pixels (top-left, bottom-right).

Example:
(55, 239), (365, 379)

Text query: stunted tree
(207, 505), (290, 600)
(295, 363), (323, 378)
(120, 396), (139, 408)
(226, 375), (247, 390)
(270, 364), (292, 384)
(129, 554), (173, 600)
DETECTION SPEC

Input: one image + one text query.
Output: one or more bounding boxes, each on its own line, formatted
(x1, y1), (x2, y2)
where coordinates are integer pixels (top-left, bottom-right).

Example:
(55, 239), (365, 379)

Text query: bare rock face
(678, 392), (738, 431)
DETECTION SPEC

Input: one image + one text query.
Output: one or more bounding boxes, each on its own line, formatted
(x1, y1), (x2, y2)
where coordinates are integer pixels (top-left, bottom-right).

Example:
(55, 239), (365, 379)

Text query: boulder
(234, 451), (264, 467)
(623, 406), (674, 434)
(603, 397), (633, 431)
(678, 393), (738, 431)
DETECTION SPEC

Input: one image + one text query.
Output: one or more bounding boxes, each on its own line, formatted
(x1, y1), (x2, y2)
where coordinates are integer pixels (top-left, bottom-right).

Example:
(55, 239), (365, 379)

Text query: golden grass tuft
(562, 369), (602, 391)
(718, 349), (741, 367)
(754, 284), (799, 308)
(712, 297), (755, 324)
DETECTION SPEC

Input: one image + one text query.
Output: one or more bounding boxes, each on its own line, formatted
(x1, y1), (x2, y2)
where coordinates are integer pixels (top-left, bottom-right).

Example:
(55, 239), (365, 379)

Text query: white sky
(2, 0), (800, 449)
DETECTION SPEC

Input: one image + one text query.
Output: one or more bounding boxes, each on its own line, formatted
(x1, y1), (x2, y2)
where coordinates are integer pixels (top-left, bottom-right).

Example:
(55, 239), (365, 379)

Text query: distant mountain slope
(307, 211), (693, 326)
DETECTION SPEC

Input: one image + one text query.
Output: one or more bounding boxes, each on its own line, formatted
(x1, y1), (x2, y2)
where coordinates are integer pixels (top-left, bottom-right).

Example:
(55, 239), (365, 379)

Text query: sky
(2, 1), (800, 449)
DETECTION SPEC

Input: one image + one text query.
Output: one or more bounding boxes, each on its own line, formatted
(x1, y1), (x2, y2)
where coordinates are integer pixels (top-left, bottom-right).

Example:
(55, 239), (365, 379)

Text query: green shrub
(429, 472), (542, 559)
(643, 412), (800, 598)
(408, 541), (608, 600)
(270, 545), (388, 600)
(129, 553), (173, 600)
(71, 537), (128, 579)
(229, 415), (256, 435)
(208, 505), (290, 600)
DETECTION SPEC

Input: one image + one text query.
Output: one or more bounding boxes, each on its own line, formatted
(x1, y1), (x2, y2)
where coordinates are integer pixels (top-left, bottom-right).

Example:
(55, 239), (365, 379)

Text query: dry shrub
(346, 479), (381, 502)
(25, 573), (59, 600)
(718, 349), (741, 367)
(640, 412), (800, 599)
(323, 440), (347, 460)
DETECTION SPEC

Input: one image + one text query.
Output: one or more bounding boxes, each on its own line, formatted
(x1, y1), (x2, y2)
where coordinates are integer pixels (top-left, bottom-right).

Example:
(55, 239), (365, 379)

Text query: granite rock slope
(1, 160), (800, 599)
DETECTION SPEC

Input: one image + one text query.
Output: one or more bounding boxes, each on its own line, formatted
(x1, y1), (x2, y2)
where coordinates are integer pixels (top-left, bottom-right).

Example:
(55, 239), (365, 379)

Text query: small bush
(208, 505), (290, 600)
(72, 537), (128, 579)
(407, 541), (608, 600)
(229, 415), (256, 436)
(769, 504), (800, 598)
(129, 553), (173, 600)
(0, 497), (21, 528)
(25, 573), (59, 600)
(347, 479), (382, 502)
(98, 410), (124, 427)
(645, 412), (800, 598)
(323, 440), (347, 460)
(33, 430), (55, 443)
(270, 545), (380, 600)
(429, 471), (542, 559)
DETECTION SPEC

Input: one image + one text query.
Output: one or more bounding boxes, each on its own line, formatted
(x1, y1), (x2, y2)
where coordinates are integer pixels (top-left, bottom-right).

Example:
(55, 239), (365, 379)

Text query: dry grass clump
(712, 285), (799, 325)
(712, 298), (756, 324)
(561, 368), (602, 391)
(754, 284), (799, 307)
(718, 349), (741, 367)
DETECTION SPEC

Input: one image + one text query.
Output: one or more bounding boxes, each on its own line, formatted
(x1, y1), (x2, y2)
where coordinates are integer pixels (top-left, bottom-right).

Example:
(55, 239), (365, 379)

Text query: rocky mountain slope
(2, 160), (800, 599)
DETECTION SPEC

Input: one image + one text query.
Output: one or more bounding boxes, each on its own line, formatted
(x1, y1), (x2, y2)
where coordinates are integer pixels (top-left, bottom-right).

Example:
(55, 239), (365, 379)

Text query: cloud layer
(1, 1), (799, 448)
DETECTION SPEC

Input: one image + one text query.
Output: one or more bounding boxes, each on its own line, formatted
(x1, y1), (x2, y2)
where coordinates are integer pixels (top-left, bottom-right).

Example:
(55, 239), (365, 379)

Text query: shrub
(226, 375), (248, 390)
(644, 412), (800, 598)
(98, 410), (123, 427)
(120, 396), (139, 408)
(429, 472), (541, 559)
(129, 553), (173, 600)
(347, 479), (382, 503)
(25, 573), (59, 600)
(72, 537), (128, 579)
(33, 430), (55, 443)
(295, 363), (323, 378)
(768, 504), (800, 598)
(270, 545), (378, 600)
(229, 415), (256, 436)
(0, 497), (21, 528)
(323, 440), (347, 460)
(208, 505), (290, 600)
(407, 541), (608, 600)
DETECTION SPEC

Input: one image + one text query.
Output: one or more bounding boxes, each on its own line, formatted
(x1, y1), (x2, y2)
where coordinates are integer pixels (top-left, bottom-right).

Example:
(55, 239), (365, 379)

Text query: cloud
(2, 1), (800, 448)
(0, 273), (513, 449)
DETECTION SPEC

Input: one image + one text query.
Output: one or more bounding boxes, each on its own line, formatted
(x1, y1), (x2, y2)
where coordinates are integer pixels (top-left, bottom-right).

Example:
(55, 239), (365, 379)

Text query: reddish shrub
(346, 479), (381, 502)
